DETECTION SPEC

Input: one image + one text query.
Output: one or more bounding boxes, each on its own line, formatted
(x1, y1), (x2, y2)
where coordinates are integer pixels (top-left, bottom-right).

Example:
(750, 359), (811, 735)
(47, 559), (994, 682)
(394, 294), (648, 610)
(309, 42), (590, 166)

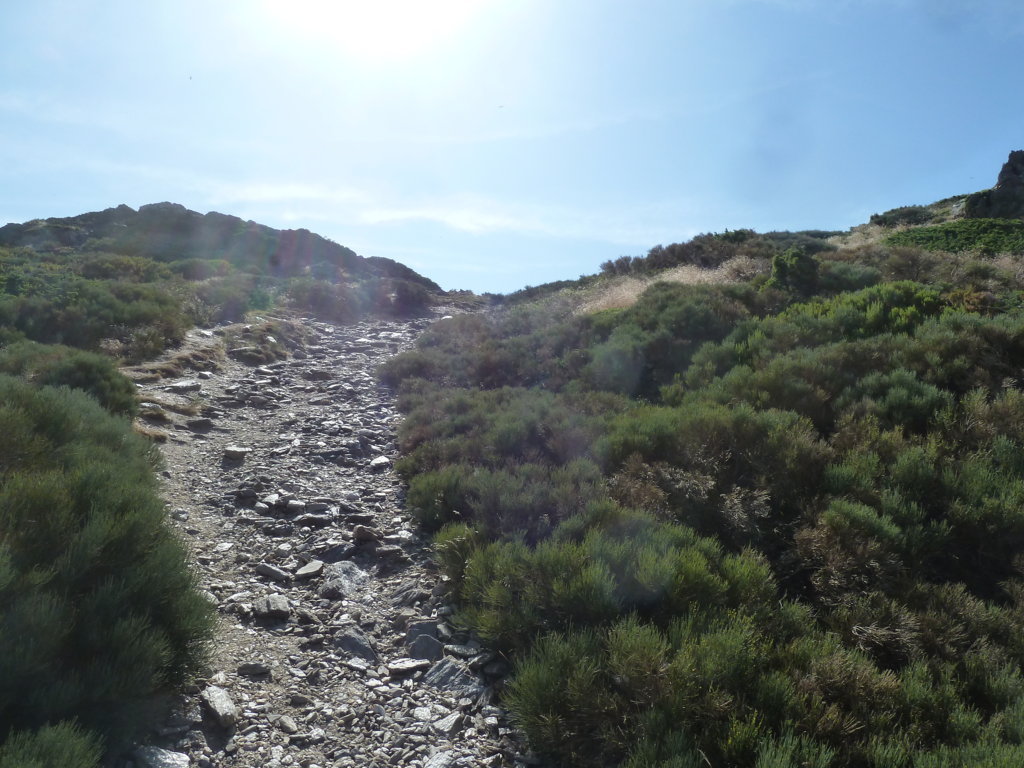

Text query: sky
(1, 0), (1023, 294)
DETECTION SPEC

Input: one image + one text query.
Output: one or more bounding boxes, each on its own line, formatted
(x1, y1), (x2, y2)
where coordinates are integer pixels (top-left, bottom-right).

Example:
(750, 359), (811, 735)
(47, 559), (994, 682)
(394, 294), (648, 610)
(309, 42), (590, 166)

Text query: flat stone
(404, 619), (440, 644)
(388, 657), (432, 676)
(254, 594), (290, 621)
(237, 661), (272, 677)
(277, 714), (299, 734)
(164, 379), (202, 393)
(255, 562), (292, 583)
(186, 417), (214, 432)
(133, 746), (191, 768)
(223, 445), (251, 460)
(294, 559), (324, 579)
(200, 685), (238, 728)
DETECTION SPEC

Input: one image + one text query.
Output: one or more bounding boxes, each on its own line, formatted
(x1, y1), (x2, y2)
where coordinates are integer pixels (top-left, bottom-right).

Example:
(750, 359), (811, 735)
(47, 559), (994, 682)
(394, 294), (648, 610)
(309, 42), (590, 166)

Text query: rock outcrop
(964, 150), (1024, 219)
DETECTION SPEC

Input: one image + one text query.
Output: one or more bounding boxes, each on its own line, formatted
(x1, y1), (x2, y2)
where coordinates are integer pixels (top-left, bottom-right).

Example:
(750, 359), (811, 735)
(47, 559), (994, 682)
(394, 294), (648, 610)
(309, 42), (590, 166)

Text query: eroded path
(132, 315), (530, 768)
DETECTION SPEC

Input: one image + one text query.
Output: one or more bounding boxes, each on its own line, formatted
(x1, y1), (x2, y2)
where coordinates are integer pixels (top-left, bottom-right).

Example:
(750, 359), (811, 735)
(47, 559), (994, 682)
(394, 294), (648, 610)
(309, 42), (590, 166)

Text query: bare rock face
(965, 150), (1024, 219)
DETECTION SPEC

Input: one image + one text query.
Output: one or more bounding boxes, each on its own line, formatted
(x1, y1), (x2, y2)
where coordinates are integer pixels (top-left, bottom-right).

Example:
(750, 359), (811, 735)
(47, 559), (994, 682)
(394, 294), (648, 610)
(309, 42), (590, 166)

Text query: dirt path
(129, 314), (532, 768)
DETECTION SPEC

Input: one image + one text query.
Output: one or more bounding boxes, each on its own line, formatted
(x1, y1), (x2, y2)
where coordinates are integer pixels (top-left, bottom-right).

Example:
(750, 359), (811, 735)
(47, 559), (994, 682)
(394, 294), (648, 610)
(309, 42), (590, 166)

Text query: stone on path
(133, 746), (191, 768)
(422, 658), (484, 699)
(295, 559), (324, 579)
(253, 593), (290, 621)
(222, 445), (250, 461)
(387, 657), (432, 676)
(369, 455), (392, 471)
(423, 751), (457, 768)
(200, 685), (238, 728)
(318, 561), (368, 599)
(255, 562), (292, 583)
(334, 626), (378, 661)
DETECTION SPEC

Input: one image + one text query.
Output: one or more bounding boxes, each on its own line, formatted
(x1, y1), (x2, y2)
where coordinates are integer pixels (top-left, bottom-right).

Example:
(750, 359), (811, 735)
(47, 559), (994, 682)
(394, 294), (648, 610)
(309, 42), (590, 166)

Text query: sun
(261, 0), (486, 63)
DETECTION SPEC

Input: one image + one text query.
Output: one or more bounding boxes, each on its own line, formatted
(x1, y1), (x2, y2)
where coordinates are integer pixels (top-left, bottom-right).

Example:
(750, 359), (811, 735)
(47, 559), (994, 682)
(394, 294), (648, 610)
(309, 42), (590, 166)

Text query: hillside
(0, 202), (440, 290)
(377, 151), (1024, 767)
(7, 153), (1024, 767)
(0, 202), (446, 365)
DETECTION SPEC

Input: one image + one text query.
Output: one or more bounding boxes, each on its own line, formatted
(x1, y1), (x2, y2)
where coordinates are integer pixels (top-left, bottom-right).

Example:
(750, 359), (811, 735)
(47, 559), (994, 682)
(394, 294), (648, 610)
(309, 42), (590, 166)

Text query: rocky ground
(125, 313), (536, 768)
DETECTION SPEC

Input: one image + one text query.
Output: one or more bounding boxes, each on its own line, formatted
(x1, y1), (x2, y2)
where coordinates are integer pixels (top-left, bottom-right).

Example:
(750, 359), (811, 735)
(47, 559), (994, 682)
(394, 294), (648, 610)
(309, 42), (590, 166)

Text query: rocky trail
(126, 313), (533, 768)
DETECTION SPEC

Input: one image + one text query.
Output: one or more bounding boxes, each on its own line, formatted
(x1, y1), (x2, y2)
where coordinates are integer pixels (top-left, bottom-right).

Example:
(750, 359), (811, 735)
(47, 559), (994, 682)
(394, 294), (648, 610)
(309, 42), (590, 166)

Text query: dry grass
(132, 423), (169, 442)
(576, 256), (768, 314)
(122, 337), (224, 383)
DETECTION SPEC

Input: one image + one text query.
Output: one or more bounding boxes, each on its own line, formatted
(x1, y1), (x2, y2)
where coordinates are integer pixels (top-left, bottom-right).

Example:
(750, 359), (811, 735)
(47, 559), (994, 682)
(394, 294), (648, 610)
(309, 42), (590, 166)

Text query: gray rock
(277, 714), (299, 734)
(186, 417), (214, 432)
(407, 634), (444, 662)
(318, 561), (368, 599)
(432, 712), (463, 738)
(133, 746), (191, 768)
(422, 658), (484, 699)
(294, 559), (324, 579)
(253, 594), (290, 621)
(164, 379), (202, 394)
(405, 619), (440, 644)
(352, 524), (380, 543)
(369, 455), (392, 471)
(387, 657), (431, 676)
(423, 751), (457, 768)
(200, 685), (238, 728)
(255, 562), (292, 583)
(223, 445), (251, 461)
(334, 626), (378, 661)
(237, 661), (272, 677)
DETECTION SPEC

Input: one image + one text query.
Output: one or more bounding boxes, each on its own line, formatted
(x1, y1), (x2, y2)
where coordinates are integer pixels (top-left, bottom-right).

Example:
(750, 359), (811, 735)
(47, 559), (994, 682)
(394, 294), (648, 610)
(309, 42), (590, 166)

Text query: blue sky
(1, 0), (1022, 293)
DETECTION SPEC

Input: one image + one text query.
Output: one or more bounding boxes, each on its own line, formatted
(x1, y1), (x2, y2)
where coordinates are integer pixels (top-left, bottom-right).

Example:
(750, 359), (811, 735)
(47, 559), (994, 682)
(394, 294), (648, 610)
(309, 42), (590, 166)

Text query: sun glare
(262, 0), (485, 63)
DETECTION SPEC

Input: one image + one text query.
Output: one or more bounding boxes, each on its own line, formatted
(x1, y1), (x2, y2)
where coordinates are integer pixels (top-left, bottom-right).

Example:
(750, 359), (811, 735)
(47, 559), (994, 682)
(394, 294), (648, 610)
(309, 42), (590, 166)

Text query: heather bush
(0, 377), (213, 756)
(0, 340), (137, 416)
(381, 230), (1024, 765)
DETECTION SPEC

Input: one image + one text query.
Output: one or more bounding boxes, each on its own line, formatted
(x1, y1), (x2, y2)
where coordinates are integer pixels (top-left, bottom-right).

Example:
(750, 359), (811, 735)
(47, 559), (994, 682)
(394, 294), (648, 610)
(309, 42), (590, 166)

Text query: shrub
(0, 341), (138, 416)
(0, 722), (101, 768)
(0, 377), (213, 753)
(886, 218), (1024, 255)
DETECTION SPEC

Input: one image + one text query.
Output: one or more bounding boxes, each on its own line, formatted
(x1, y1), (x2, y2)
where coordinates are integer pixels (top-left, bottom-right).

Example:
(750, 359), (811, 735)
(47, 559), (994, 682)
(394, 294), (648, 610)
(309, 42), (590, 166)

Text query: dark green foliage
(871, 205), (933, 228)
(886, 218), (1024, 255)
(764, 246), (819, 295)
(382, 230), (1024, 765)
(0, 341), (137, 416)
(0, 722), (101, 768)
(0, 377), (213, 755)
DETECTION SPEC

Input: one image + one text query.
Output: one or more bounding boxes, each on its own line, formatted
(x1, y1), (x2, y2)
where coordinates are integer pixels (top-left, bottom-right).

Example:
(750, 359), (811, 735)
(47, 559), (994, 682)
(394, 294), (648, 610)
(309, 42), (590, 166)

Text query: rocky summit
(128, 312), (535, 768)
(964, 149), (1024, 219)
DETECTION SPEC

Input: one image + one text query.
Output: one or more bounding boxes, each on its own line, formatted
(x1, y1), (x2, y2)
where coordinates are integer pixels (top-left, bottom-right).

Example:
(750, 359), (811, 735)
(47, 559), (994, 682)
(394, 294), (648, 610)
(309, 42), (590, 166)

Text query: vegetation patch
(382, 239), (1024, 766)
(886, 217), (1024, 254)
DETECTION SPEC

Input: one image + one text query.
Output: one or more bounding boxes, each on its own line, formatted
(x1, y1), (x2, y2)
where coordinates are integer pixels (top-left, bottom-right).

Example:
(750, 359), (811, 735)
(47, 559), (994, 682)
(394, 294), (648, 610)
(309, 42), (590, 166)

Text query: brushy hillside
(381, 169), (1024, 766)
(0, 202), (444, 362)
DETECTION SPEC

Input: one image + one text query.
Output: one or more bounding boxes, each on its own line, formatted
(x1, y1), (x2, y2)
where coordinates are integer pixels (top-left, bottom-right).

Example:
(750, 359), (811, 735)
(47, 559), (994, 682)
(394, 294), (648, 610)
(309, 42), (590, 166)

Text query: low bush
(0, 377), (213, 757)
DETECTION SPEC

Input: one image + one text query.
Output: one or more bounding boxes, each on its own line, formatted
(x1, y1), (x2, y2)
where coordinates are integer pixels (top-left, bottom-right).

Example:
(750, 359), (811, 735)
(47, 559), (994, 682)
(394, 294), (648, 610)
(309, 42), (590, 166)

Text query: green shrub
(0, 341), (137, 416)
(886, 218), (1024, 255)
(0, 377), (213, 752)
(0, 722), (101, 768)
(870, 205), (933, 228)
